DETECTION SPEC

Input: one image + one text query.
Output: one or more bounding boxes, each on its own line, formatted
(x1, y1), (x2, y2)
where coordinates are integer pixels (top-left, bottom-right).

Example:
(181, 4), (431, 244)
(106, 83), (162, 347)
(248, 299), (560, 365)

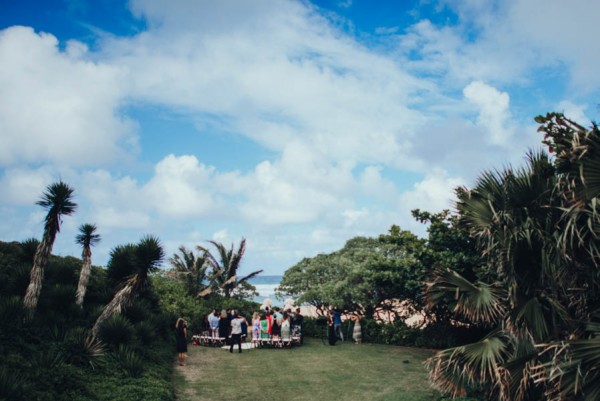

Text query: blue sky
(1, 0), (599, 275)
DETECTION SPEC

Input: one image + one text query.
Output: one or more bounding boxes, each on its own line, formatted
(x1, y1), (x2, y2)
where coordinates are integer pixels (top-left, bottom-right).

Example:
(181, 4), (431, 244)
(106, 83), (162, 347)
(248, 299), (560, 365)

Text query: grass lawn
(173, 338), (440, 401)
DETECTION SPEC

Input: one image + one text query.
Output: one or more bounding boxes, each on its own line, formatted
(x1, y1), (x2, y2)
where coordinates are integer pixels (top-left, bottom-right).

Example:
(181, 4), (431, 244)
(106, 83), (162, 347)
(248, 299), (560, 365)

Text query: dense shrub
(0, 365), (26, 401)
(63, 327), (106, 369)
(98, 315), (136, 348)
(0, 242), (178, 401)
(114, 345), (145, 378)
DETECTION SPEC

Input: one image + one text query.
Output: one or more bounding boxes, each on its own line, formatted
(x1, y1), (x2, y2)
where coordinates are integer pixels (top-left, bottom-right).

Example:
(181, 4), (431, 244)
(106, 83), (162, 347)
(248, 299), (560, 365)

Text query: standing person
(200, 314), (211, 337)
(240, 313), (248, 343)
(333, 308), (344, 341)
(266, 309), (273, 336)
(175, 317), (188, 366)
(229, 311), (244, 353)
(271, 312), (281, 339)
(252, 312), (261, 342)
(218, 310), (229, 339)
(327, 313), (337, 346)
(351, 313), (362, 344)
(208, 309), (219, 337)
(281, 312), (291, 340)
(260, 313), (270, 340)
(293, 307), (304, 344)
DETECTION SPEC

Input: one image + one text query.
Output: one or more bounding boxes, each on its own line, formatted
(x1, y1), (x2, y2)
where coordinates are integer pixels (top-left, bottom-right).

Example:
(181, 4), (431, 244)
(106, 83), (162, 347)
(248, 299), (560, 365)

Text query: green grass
(174, 339), (440, 401)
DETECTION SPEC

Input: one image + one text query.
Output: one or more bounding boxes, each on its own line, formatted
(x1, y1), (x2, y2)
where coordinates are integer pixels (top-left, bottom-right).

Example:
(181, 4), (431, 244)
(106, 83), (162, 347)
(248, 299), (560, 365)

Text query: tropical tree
(23, 181), (77, 316)
(75, 224), (100, 307)
(278, 230), (426, 319)
(425, 113), (600, 401)
(168, 245), (210, 297)
(197, 238), (262, 298)
(92, 235), (164, 338)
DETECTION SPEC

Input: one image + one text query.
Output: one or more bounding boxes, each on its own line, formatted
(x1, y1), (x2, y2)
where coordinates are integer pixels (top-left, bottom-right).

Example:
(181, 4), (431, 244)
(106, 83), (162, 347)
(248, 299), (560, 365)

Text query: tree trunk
(75, 248), (92, 307)
(91, 284), (135, 338)
(23, 232), (54, 316)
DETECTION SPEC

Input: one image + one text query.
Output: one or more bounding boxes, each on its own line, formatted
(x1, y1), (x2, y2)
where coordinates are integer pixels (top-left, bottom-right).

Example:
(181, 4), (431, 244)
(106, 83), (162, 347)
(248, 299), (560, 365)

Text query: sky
(1, 0), (599, 276)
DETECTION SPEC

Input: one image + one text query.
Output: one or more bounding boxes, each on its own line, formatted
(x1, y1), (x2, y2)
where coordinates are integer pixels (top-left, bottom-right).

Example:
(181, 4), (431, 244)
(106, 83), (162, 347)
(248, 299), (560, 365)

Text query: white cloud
(142, 154), (217, 218)
(399, 169), (464, 214)
(463, 81), (513, 145)
(0, 167), (55, 205)
(2, 0), (600, 275)
(555, 101), (588, 123)
(0, 26), (137, 167)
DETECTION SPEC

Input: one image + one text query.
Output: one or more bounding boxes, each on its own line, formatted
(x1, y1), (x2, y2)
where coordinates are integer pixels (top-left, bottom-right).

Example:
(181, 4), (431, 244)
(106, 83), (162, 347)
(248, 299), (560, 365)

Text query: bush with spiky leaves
(0, 296), (23, 331)
(0, 365), (26, 401)
(113, 345), (144, 378)
(62, 327), (105, 369)
(98, 315), (136, 349)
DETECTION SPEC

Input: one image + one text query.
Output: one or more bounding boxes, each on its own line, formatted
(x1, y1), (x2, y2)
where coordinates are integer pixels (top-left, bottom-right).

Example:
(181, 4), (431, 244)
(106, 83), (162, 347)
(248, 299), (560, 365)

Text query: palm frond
(425, 268), (506, 324)
(427, 331), (511, 400)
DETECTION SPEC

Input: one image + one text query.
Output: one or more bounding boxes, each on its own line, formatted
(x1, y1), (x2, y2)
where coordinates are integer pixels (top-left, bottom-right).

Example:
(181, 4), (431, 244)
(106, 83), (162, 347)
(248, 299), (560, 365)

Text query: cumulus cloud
(463, 81), (513, 145)
(2, 0), (599, 274)
(399, 169), (464, 215)
(143, 154), (217, 218)
(0, 26), (137, 167)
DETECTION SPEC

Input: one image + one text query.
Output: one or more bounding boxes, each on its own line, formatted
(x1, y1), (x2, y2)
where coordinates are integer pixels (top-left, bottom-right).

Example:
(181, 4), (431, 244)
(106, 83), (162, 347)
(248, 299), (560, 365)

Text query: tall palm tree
(24, 181), (77, 316)
(197, 238), (263, 298)
(75, 223), (101, 307)
(168, 245), (210, 297)
(92, 235), (164, 338)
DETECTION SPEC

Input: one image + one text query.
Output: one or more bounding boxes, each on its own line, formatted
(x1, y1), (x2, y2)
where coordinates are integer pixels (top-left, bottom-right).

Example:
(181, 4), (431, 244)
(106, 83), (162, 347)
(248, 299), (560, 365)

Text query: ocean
(247, 275), (287, 305)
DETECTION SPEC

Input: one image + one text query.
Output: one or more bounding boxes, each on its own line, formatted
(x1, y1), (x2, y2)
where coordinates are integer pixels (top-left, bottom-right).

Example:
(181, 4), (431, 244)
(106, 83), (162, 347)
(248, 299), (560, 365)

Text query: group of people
(326, 308), (362, 346)
(177, 306), (362, 364)
(194, 307), (304, 352)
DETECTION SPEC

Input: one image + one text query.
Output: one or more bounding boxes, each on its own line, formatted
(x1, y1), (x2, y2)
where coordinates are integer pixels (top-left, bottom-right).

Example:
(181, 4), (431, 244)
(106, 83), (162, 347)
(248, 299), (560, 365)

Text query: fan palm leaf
(425, 268), (506, 324)
(427, 331), (511, 399)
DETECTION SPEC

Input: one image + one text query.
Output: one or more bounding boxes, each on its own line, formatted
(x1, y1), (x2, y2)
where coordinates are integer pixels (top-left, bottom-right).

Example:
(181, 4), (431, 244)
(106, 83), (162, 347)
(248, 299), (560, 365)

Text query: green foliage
(63, 327), (105, 369)
(113, 345), (144, 378)
(1, 233), (176, 400)
(0, 365), (25, 400)
(106, 243), (137, 287)
(278, 232), (426, 318)
(425, 114), (600, 401)
(98, 315), (136, 348)
(197, 238), (263, 298)
(0, 296), (23, 332)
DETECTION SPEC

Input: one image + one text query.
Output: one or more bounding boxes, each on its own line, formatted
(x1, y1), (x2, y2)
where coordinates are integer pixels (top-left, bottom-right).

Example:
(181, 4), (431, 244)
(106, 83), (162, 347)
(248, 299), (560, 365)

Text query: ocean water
(248, 275), (289, 306)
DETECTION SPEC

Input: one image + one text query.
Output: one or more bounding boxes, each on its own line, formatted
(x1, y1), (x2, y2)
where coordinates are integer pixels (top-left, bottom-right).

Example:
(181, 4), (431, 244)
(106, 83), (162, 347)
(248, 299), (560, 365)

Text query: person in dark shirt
(175, 317), (188, 365)
(293, 307), (304, 344)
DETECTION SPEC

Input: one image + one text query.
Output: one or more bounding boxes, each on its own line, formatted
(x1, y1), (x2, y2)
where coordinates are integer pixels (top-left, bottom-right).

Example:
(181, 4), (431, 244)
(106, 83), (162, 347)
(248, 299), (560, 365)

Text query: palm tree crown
(197, 238), (263, 298)
(92, 235), (164, 337)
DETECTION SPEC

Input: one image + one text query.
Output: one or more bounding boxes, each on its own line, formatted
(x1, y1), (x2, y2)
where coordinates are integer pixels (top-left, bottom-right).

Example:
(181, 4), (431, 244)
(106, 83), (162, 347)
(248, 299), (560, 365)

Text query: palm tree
(75, 224), (100, 307)
(92, 235), (164, 338)
(168, 246), (210, 297)
(24, 181), (77, 316)
(425, 114), (600, 400)
(197, 238), (263, 298)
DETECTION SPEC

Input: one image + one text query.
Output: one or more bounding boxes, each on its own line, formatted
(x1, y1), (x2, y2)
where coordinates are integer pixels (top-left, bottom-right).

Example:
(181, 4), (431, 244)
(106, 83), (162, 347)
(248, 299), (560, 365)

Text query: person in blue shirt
(333, 308), (344, 341)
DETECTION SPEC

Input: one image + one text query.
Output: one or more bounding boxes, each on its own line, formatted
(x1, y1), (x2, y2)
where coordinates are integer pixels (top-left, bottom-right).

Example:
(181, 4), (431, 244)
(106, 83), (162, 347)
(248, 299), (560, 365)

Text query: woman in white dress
(351, 313), (362, 344)
(281, 311), (291, 340)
